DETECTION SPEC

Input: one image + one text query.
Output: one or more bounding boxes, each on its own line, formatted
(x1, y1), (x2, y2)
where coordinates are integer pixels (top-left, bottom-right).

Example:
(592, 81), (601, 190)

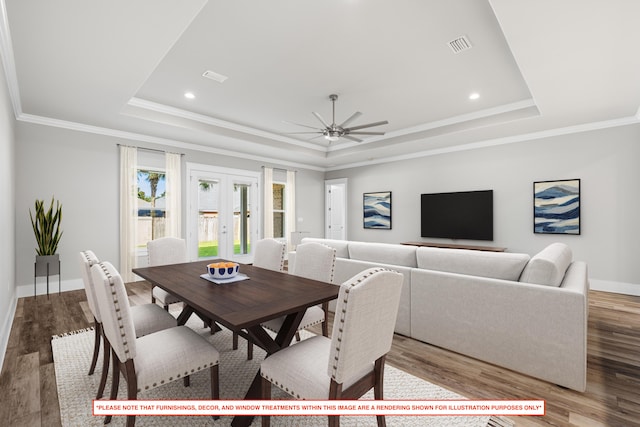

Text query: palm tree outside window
(137, 169), (166, 248)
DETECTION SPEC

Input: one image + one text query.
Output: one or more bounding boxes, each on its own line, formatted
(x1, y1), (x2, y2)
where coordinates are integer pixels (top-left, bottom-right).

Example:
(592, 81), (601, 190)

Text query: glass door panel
(233, 183), (251, 255)
(187, 164), (258, 263)
(197, 179), (220, 258)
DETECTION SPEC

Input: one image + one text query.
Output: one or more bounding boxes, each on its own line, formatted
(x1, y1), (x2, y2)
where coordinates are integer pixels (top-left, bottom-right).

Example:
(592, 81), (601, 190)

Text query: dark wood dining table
(132, 259), (339, 427)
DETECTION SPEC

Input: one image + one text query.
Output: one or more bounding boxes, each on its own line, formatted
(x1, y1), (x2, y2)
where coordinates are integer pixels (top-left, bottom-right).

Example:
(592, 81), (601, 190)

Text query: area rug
(52, 316), (509, 427)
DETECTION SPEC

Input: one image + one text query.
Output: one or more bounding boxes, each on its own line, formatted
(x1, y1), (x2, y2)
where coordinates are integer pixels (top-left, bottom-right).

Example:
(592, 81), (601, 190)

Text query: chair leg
(211, 365), (220, 421)
(88, 320), (101, 375)
(151, 286), (156, 304)
(329, 380), (343, 427)
(261, 376), (271, 427)
(184, 375), (190, 387)
(374, 357), (386, 427)
(105, 350), (120, 424)
(96, 336), (111, 399)
(163, 304), (169, 311)
(322, 302), (329, 337)
(295, 332), (301, 342)
(124, 359), (138, 427)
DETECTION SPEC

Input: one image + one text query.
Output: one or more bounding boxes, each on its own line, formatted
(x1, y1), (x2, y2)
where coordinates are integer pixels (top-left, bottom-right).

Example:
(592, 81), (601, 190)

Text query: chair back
(79, 250), (101, 322)
(253, 238), (286, 272)
(147, 237), (187, 266)
(91, 261), (137, 362)
(328, 267), (403, 384)
(291, 242), (336, 283)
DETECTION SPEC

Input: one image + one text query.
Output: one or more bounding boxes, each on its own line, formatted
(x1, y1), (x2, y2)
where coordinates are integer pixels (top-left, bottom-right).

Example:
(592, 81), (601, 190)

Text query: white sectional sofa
(289, 238), (589, 392)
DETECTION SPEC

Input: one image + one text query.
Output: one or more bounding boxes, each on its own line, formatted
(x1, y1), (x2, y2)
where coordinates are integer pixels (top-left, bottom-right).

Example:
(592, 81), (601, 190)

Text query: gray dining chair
(79, 251), (177, 399)
(91, 261), (220, 427)
(236, 238), (287, 359)
(260, 241), (336, 338)
(260, 267), (404, 427)
(148, 237), (187, 310)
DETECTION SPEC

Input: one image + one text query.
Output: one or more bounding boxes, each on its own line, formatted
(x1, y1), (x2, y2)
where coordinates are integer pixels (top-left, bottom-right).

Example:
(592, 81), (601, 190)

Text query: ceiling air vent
(448, 35), (472, 54)
(202, 70), (228, 83)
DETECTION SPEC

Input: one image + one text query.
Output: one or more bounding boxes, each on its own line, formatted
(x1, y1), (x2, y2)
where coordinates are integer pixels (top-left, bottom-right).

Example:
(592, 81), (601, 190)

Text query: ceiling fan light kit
(287, 94), (388, 143)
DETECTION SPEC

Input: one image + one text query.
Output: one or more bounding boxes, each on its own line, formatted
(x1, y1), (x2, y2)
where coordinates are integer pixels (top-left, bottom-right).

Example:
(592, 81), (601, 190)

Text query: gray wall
(0, 53), (16, 371)
(14, 122), (326, 293)
(327, 124), (640, 292)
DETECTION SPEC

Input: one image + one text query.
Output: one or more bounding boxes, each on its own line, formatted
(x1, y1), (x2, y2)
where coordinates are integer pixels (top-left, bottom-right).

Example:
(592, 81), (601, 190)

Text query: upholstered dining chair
(253, 238), (287, 272)
(147, 237), (187, 310)
(79, 251), (177, 399)
(260, 241), (336, 338)
(91, 261), (220, 427)
(235, 238), (287, 359)
(260, 267), (404, 427)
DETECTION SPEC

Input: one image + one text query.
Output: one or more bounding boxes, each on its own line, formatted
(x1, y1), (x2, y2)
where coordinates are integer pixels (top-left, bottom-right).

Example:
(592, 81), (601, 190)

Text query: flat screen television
(420, 190), (493, 241)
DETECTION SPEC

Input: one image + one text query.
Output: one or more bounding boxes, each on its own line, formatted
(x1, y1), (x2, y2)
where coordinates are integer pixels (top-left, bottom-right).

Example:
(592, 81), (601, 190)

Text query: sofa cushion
(519, 243), (573, 287)
(300, 238), (349, 259)
(415, 247), (530, 281)
(347, 241), (417, 268)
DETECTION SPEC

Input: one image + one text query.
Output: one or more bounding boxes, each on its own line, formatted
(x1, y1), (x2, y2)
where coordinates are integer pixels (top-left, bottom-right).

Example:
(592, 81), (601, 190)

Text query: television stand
(401, 241), (506, 252)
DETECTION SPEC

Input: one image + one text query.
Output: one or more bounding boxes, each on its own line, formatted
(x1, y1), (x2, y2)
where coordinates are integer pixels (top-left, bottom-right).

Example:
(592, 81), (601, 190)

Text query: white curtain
(285, 170), (296, 250)
(165, 152), (182, 238)
(263, 167), (274, 238)
(119, 146), (137, 282)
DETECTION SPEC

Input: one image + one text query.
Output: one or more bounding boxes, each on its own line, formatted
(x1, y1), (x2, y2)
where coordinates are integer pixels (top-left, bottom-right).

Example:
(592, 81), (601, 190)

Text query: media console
(401, 241), (506, 252)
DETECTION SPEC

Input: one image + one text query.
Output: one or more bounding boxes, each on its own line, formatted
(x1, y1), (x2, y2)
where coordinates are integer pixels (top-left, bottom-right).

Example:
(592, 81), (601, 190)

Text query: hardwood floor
(1, 284), (639, 426)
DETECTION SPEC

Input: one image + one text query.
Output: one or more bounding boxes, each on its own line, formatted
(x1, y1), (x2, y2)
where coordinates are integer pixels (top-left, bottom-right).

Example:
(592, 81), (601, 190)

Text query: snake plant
(30, 197), (63, 256)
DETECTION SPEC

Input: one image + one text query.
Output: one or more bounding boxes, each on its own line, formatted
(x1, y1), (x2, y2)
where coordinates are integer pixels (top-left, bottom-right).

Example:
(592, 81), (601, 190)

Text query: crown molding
(326, 115), (640, 171)
(0, 0), (21, 118)
(127, 97), (327, 153)
(17, 113), (326, 172)
(326, 98), (538, 152)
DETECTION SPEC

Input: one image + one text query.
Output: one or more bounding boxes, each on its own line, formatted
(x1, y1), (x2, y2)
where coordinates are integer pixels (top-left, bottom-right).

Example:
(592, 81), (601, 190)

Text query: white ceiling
(3, 0), (640, 171)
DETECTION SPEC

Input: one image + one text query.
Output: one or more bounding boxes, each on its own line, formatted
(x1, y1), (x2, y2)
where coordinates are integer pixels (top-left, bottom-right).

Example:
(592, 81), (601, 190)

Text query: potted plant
(30, 197), (63, 282)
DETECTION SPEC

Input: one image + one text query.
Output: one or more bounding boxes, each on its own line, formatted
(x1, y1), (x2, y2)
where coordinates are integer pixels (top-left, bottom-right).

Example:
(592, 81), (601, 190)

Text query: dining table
(132, 259), (340, 427)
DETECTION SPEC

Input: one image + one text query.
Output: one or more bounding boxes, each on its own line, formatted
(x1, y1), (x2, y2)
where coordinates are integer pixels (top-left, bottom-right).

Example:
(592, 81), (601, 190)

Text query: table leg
(176, 305), (195, 326)
(231, 310), (306, 427)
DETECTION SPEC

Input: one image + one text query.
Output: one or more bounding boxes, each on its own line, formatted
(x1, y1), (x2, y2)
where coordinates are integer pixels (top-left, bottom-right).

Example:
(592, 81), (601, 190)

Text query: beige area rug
(52, 314), (511, 427)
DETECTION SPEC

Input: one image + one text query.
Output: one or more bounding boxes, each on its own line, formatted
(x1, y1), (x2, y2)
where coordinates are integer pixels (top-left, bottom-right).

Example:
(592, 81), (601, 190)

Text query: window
(137, 168), (166, 249)
(272, 183), (285, 238)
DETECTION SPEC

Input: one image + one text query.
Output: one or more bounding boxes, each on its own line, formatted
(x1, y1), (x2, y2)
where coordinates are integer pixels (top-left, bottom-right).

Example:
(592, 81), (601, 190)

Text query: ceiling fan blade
(345, 120), (389, 131)
(342, 135), (363, 143)
(285, 131), (323, 135)
(282, 120), (320, 130)
(347, 131), (386, 135)
(338, 111), (362, 128)
(312, 112), (331, 129)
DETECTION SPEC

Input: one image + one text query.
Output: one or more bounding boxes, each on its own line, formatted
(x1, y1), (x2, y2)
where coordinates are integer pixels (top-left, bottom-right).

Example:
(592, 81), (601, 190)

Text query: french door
(186, 163), (259, 263)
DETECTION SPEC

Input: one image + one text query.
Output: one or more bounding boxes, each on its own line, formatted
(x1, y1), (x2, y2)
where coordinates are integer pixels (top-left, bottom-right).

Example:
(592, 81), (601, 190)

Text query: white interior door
(325, 178), (347, 240)
(187, 164), (258, 263)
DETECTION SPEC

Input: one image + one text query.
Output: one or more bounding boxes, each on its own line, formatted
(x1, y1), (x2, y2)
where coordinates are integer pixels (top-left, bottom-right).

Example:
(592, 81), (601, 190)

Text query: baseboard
(589, 279), (640, 297)
(16, 278), (84, 299)
(0, 291), (18, 375)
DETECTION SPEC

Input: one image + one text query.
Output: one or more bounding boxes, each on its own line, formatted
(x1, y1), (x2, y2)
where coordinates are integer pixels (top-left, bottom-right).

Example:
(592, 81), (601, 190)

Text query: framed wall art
(533, 179), (580, 235)
(363, 191), (392, 229)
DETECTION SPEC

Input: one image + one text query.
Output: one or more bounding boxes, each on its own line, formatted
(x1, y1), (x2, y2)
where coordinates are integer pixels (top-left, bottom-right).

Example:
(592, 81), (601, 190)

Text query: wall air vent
(202, 70), (228, 83)
(448, 35), (472, 53)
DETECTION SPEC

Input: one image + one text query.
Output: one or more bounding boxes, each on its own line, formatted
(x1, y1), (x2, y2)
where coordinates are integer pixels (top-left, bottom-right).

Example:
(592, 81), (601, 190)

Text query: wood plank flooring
(1, 284), (639, 426)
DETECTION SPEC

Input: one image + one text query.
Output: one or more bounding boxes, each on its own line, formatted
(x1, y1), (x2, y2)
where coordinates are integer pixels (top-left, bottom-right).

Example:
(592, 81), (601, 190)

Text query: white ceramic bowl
(207, 263), (239, 279)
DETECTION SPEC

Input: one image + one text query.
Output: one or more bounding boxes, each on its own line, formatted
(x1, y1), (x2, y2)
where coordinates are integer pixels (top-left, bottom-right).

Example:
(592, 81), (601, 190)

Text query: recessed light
(184, 92), (195, 99)
(469, 92), (480, 100)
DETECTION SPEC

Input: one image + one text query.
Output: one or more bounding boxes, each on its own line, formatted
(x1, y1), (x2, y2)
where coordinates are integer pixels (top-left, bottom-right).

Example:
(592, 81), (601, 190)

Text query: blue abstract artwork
(534, 179), (580, 234)
(363, 191), (392, 229)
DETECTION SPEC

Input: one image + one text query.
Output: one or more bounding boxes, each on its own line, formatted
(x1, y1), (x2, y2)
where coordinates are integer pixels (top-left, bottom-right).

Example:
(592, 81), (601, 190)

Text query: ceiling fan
(286, 94), (388, 143)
